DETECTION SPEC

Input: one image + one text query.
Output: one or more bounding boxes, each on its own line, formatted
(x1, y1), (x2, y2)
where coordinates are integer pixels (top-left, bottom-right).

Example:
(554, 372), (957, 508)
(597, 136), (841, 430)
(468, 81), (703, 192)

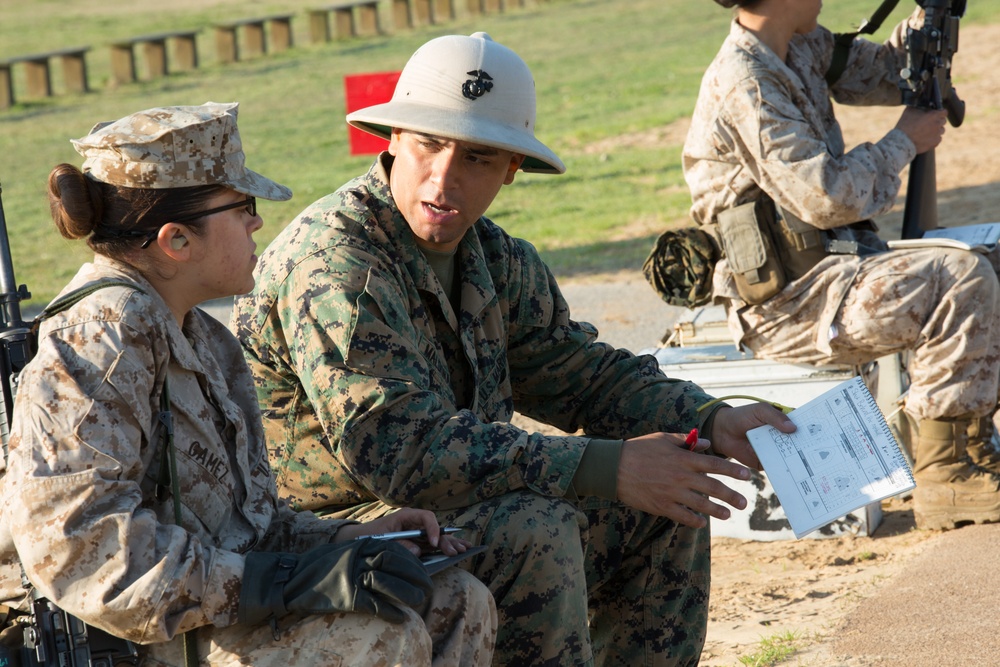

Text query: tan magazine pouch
(717, 200), (786, 305)
(772, 207), (829, 280)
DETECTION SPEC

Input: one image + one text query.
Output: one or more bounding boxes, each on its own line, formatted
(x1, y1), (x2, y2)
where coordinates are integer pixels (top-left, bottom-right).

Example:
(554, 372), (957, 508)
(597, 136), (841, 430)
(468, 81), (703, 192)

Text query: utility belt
(711, 196), (880, 305)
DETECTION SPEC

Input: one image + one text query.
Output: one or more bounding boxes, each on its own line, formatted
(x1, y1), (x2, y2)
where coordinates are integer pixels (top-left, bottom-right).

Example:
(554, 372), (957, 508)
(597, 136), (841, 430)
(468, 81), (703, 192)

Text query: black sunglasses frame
(172, 196), (257, 224)
(139, 196), (257, 249)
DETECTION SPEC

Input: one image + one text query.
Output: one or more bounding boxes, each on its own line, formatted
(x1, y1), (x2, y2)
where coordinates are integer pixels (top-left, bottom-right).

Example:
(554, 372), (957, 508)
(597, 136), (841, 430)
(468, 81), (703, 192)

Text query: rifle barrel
(0, 185), (24, 328)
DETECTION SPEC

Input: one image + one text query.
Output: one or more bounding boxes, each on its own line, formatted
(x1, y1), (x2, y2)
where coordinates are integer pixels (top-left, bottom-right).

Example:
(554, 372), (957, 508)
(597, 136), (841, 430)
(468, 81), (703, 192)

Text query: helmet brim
(347, 102), (565, 175)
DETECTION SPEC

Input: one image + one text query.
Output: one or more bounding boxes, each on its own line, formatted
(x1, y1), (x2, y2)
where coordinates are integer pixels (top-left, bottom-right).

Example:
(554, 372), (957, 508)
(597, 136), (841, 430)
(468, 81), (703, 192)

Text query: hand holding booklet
(420, 546), (488, 575)
(746, 376), (915, 538)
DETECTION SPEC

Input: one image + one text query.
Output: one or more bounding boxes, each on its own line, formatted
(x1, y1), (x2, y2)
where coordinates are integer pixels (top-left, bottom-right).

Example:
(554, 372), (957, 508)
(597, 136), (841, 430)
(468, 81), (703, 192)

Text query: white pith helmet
(346, 32), (565, 174)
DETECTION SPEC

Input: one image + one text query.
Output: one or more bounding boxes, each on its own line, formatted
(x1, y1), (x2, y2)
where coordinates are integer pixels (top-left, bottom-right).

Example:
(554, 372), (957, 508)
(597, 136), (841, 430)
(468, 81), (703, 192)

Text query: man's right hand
(616, 431), (756, 528)
(895, 107), (948, 155)
(616, 403), (794, 528)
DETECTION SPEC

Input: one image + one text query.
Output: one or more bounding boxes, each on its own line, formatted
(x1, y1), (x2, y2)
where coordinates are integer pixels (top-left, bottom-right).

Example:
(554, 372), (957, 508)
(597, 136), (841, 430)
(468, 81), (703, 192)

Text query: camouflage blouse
(0, 257), (344, 643)
(682, 15), (920, 305)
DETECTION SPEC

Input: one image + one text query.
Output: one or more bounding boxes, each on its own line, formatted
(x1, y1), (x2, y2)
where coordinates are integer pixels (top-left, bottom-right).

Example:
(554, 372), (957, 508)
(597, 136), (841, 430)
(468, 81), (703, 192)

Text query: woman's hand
(334, 507), (472, 557)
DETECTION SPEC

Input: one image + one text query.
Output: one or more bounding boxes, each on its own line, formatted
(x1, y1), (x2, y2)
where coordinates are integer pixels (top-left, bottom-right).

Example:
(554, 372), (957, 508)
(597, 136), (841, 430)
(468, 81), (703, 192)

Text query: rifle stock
(901, 150), (938, 239)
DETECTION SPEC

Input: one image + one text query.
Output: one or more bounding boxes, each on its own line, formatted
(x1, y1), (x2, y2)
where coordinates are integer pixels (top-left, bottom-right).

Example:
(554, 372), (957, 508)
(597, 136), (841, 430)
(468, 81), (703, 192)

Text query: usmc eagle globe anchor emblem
(462, 70), (494, 100)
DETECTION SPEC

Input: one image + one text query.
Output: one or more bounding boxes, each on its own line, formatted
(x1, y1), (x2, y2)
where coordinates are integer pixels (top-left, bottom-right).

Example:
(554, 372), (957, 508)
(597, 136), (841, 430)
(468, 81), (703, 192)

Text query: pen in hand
(356, 527), (463, 542)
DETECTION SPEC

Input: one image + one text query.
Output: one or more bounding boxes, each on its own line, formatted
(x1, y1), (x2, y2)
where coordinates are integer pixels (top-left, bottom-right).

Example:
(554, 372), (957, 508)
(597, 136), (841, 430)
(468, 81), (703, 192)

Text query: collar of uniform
(367, 152), (435, 289)
(368, 153), (465, 297)
(728, 18), (810, 102)
(87, 255), (215, 377)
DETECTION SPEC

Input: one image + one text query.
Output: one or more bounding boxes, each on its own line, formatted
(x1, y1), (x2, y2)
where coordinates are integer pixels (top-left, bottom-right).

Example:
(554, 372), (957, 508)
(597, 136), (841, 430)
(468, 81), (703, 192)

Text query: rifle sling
(18, 280), (198, 667)
(825, 0), (902, 85)
(33, 280), (140, 329)
(154, 377), (198, 667)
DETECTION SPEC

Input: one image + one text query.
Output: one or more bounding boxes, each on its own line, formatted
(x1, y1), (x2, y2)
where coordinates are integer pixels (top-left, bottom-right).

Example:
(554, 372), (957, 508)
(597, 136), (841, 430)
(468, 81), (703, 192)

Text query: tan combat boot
(965, 416), (1000, 475)
(911, 418), (1000, 531)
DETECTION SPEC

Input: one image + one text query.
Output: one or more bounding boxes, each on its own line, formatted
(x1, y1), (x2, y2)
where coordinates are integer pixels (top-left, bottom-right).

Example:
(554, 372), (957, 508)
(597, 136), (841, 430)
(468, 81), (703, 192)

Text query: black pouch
(717, 200), (786, 305)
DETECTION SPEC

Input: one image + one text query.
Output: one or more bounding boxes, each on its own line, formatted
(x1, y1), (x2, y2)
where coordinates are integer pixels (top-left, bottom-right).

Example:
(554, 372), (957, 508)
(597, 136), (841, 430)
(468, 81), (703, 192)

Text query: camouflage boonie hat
(71, 102), (292, 201)
(347, 32), (565, 175)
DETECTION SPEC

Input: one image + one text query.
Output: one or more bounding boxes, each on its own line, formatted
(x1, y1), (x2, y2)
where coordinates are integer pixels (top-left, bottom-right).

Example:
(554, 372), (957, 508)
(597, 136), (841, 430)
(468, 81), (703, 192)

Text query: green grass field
(1, 0), (997, 303)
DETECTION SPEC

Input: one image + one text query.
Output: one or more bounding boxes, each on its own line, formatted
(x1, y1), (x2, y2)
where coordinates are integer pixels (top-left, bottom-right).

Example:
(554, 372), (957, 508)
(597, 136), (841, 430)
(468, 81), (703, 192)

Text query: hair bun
(47, 163), (101, 240)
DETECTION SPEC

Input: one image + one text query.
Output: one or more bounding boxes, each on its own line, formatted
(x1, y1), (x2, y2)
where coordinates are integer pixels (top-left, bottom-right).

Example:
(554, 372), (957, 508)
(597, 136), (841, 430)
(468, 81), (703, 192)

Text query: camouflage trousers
(140, 566), (495, 666)
(740, 247), (1000, 421)
(336, 491), (711, 667)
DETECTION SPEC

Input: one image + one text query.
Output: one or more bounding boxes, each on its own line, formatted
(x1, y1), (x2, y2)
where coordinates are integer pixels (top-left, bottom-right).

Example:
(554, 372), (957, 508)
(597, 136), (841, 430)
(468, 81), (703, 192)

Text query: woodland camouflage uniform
(234, 153), (718, 666)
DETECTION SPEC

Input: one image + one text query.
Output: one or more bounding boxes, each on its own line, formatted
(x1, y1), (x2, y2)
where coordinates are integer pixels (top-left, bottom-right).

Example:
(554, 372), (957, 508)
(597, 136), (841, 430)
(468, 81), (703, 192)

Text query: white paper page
(887, 237), (983, 252)
(746, 376), (915, 538)
(922, 222), (1000, 245)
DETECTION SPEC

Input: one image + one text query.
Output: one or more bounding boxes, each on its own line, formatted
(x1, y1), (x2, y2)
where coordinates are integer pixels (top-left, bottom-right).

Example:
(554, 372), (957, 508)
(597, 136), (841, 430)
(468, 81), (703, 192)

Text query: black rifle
(899, 0), (967, 239)
(0, 183), (33, 457)
(0, 184), (139, 667)
(21, 599), (139, 667)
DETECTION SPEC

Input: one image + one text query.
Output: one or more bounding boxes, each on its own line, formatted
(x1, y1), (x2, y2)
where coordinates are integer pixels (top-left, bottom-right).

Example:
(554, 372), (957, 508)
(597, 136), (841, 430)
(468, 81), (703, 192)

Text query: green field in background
(1, 0), (997, 303)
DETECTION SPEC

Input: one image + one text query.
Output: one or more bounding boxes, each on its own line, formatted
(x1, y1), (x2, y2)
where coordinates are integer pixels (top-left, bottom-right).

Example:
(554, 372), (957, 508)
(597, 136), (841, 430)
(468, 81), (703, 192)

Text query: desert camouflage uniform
(233, 153), (720, 666)
(0, 257), (494, 667)
(682, 16), (1000, 421)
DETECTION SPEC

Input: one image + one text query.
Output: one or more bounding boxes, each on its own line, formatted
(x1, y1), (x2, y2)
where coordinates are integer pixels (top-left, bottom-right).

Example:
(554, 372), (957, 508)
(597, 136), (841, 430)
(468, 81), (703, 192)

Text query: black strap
(155, 375), (198, 667)
(154, 378), (176, 504)
(31, 279), (203, 667)
(152, 374), (199, 666)
(825, 238), (887, 256)
(825, 0), (902, 85)
(36, 280), (140, 322)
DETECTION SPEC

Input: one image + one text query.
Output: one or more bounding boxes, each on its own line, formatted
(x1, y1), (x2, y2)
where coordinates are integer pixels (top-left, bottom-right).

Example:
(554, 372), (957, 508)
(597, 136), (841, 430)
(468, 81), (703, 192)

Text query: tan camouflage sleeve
(824, 7), (922, 107)
(724, 66), (914, 227)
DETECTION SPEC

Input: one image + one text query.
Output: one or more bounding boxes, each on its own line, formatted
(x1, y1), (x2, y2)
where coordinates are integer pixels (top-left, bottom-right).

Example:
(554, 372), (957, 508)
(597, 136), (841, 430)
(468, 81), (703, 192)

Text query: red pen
(685, 428), (699, 451)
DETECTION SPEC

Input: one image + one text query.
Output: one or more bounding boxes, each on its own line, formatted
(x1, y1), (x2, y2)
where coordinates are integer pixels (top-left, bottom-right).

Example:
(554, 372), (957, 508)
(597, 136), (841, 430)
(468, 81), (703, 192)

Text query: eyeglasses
(139, 196), (257, 248)
(172, 196), (257, 224)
